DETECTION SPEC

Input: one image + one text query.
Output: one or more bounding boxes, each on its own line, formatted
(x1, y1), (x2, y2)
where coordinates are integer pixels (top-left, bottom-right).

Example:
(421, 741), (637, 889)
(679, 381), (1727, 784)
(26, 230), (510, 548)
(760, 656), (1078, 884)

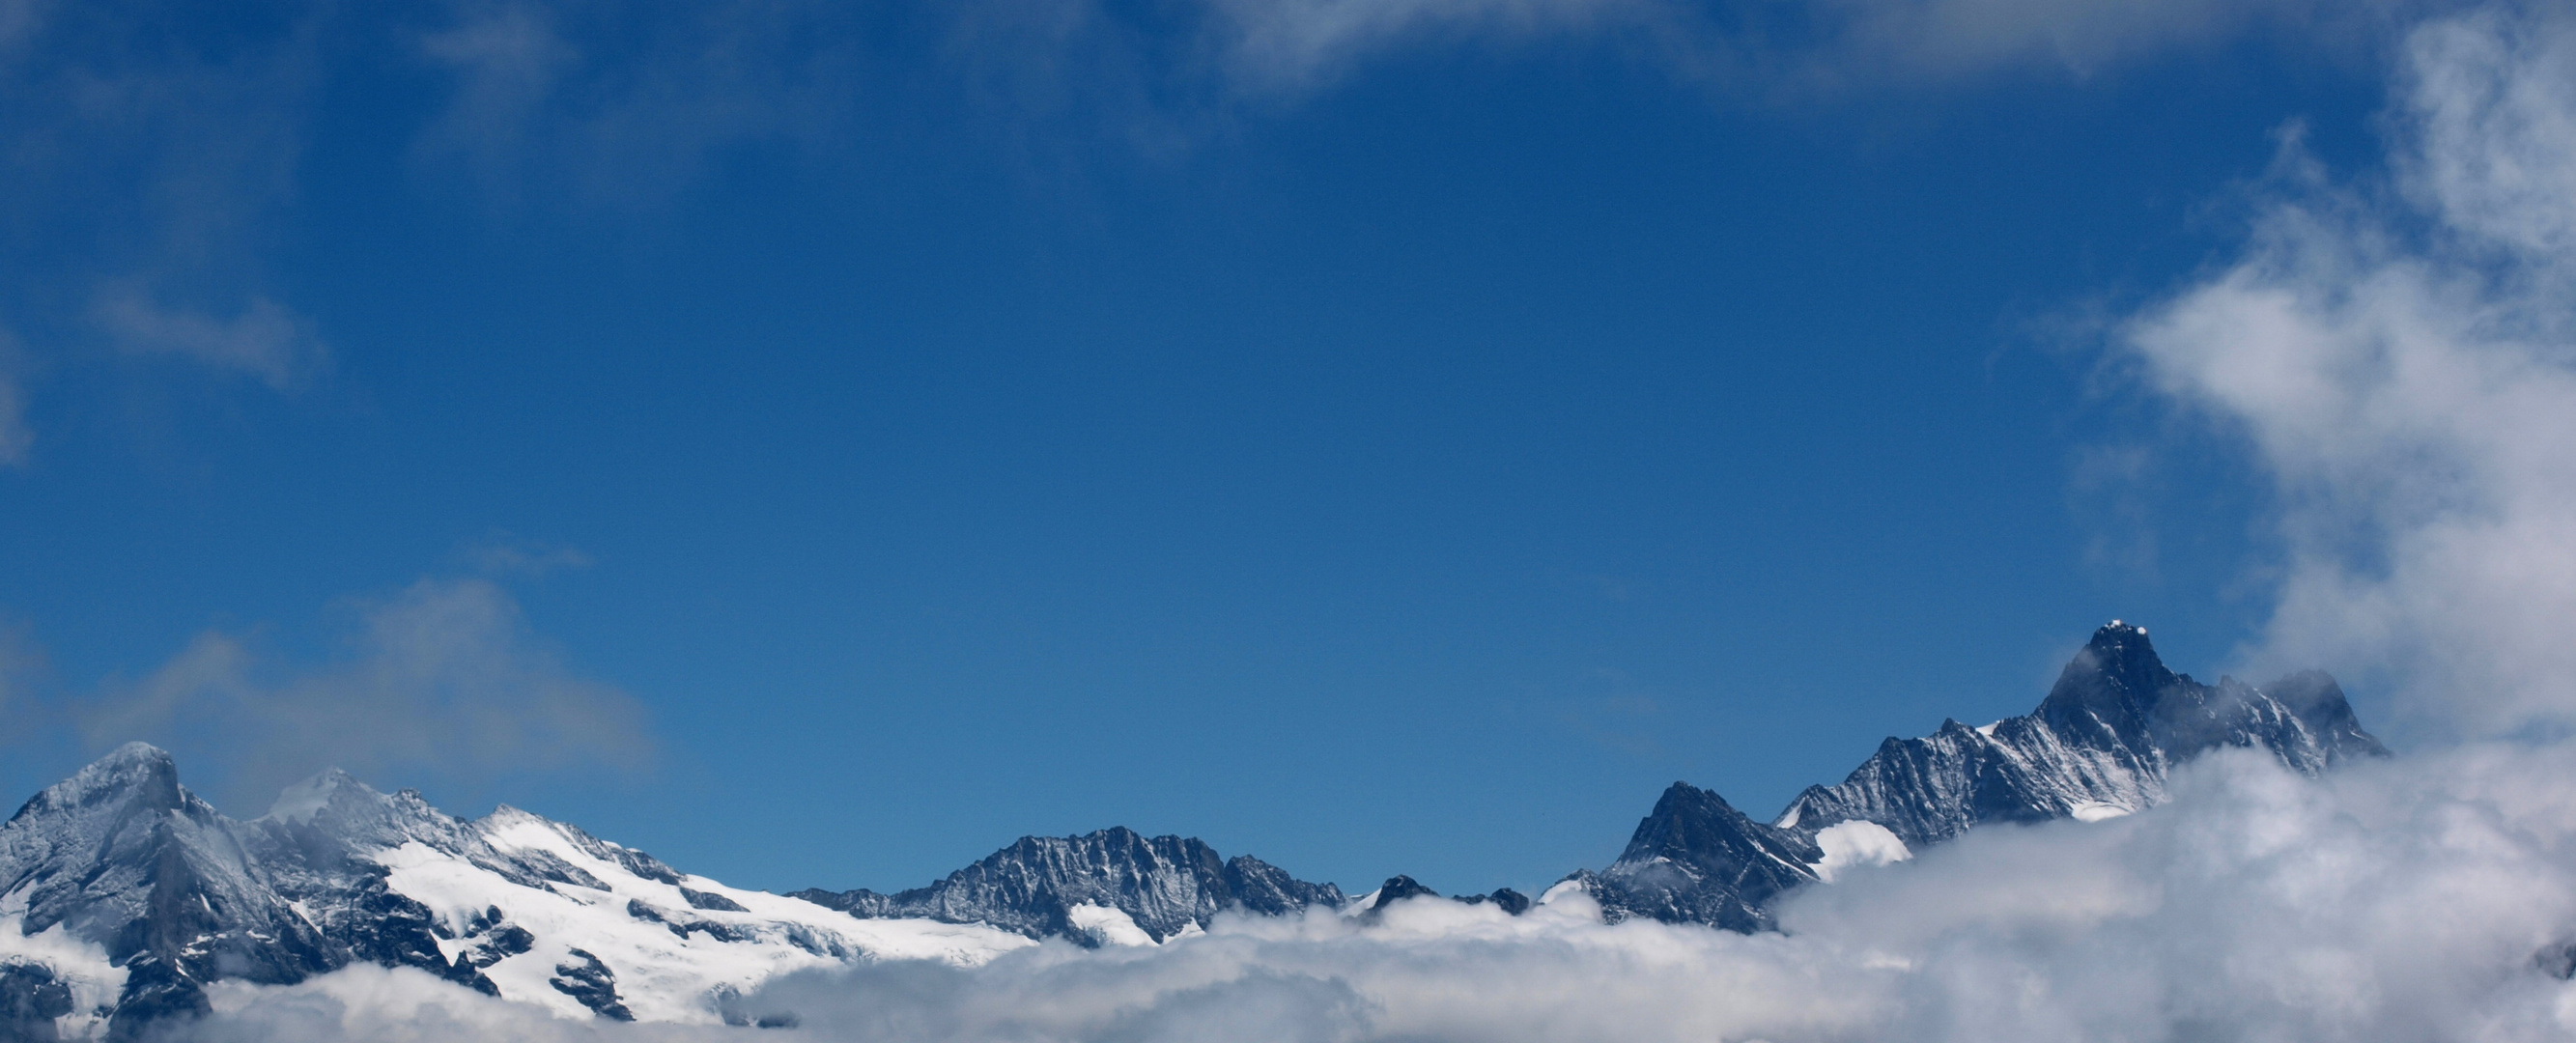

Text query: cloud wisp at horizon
(63, 574), (652, 812)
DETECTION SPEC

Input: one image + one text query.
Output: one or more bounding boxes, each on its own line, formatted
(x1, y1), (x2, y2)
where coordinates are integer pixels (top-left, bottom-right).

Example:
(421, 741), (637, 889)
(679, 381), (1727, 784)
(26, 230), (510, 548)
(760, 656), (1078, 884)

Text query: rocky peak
(8, 744), (187, 827)
(1579, 782), (1823, 932)
(793, 826), (1344, 944)
(2037, 620), (2182, 750)
(1369, 875), (1439, 909)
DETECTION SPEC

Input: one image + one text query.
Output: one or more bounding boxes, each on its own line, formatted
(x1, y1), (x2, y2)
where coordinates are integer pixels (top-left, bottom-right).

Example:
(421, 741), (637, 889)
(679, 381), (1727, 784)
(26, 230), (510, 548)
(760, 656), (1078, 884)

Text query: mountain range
(0, 621), (2383, 1039)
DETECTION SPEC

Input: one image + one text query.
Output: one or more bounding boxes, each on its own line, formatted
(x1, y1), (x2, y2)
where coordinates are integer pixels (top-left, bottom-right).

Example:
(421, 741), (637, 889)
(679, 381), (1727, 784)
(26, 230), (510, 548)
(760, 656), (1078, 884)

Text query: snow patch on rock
(1812, 821), (1911, 883)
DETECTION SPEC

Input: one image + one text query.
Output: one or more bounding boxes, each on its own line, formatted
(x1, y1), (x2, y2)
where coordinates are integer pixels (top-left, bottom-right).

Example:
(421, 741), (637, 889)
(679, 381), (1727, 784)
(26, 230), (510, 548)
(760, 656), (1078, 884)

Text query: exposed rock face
(1579, 783), (1824, 932)
(0, 745), (343, 1038)
(547, 947), (633, 1022)
(1574, 622), (2386, 930)
(0, 961), (75, 1043)
(791, 827), (1345, 944)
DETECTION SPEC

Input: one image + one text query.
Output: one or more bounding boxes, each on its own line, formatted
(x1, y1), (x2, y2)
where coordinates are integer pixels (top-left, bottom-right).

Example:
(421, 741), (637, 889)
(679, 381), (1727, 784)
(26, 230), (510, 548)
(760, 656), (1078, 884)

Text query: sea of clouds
(115, 0), (2576, 1039)
(156, 743), (2576, 1042)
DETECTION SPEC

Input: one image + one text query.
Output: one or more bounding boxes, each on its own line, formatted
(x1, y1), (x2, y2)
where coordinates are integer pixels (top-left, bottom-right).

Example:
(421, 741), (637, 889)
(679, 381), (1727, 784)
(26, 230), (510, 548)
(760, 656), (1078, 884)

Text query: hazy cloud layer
(74, 576), (651, 809)
(2124, 2), (2576, 741)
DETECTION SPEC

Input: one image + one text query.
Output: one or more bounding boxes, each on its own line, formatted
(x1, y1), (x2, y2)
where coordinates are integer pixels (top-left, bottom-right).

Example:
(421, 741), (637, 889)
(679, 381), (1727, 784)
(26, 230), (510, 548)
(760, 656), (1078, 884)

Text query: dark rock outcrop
(792, 827), (1344, 944)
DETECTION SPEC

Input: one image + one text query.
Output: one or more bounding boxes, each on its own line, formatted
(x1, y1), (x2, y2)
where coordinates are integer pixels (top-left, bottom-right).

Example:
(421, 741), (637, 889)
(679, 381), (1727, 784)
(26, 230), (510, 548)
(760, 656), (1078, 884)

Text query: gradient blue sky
(0, 0), (2420, 894)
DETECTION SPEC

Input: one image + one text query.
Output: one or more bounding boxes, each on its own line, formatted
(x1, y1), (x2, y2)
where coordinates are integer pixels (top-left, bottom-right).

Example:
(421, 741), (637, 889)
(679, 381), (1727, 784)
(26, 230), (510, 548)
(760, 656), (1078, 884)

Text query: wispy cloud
(456, 530), (597, 578)
(74, 575), (652, 810)
(0, 0), (332, 453)
(94, 285), (329, 391)
(1184, 0), (2450, 97)
(2122, 2), (2576, 741)
(411, 0), (866, 210)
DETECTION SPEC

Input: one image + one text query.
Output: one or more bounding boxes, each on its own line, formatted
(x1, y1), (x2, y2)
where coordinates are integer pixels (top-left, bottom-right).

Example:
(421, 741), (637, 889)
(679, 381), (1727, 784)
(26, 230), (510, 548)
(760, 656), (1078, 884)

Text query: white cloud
(95, 286), (329, 391)
(2123, 2), (2576, 742)
(75, 576), (652, 808)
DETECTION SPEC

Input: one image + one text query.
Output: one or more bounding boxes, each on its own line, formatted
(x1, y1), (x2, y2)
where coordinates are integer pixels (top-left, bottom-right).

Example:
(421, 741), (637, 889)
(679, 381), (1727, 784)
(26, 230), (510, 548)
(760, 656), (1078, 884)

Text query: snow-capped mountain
(790, 827), (1344, 944)
(0, 620), (2387, 1037)
(1568, 621), (2388, 929)
(0, 746), (1026, 1039)
(1776, 621), (2384, 846)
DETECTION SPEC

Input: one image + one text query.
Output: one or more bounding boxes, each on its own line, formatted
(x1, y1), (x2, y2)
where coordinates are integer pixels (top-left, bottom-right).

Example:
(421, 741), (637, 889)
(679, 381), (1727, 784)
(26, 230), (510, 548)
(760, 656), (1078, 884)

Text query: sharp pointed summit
(2035, 620), (2181, 751)
(1571, 782), (1822, 932)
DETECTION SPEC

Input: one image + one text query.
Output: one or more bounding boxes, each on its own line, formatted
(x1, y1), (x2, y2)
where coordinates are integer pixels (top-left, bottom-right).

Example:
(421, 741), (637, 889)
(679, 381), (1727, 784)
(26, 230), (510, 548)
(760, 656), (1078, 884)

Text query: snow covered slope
(0, 747), (1028, 1038)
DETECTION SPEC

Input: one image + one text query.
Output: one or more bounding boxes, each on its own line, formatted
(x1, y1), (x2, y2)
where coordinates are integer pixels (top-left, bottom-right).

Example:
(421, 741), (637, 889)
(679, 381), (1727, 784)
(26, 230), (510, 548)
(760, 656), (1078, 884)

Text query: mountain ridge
(1566, 621), (2388, 928)
(0, 620), (2387, 1037)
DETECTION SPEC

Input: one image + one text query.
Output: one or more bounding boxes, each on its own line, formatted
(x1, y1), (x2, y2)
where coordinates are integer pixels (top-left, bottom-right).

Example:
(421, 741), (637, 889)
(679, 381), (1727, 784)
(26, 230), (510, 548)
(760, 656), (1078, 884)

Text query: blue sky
(0, 0), (2422, 894)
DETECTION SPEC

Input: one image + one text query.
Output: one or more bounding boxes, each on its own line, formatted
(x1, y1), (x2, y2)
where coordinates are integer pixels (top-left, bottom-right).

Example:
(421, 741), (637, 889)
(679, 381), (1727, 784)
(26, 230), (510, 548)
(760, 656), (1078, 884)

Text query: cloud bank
(2123, 1), (2576, 742)
(126, 746), (2576, 1042)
